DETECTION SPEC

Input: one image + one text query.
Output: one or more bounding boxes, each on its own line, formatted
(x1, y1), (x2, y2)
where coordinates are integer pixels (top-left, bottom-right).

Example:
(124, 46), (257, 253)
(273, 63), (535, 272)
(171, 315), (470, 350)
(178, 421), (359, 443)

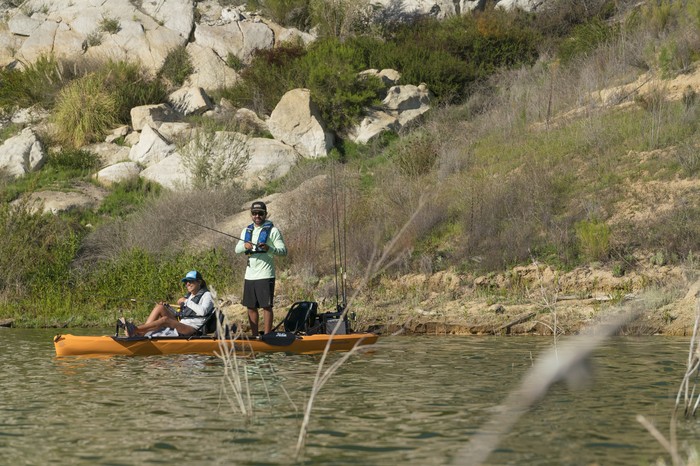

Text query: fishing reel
(244, 243), (269, 255)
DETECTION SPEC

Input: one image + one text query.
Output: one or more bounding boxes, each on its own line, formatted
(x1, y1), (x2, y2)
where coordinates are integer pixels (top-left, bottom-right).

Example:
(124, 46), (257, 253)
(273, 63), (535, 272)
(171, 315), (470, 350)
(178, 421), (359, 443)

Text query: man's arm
(234, 228), (248, 254)
(267, 228), (287, 256)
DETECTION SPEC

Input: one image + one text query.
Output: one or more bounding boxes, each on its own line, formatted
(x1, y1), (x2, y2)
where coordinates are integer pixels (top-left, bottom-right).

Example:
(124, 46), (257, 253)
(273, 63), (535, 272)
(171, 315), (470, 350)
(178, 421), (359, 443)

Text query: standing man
(235, 201), (287, 336)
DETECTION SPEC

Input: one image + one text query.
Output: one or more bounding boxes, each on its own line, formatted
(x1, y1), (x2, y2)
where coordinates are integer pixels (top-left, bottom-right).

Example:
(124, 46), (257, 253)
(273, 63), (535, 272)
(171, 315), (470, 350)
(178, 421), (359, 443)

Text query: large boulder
(82, 142), (130, 167)
(167, 86), (213, 116)
(242, 138), (300, 187)
(346, 110), (399, 144)
(11, 106), (49, 125)
(130, 104), (177, 132)
(268, 89), (334, 159)
(139, 152), (188, 190)
(95, 161), (142, 186)
(16, 182), (107, 215)
(140, 0), (195, 38)
(157, 122), (195, 142)
(234, 108), (268, 135)
(184, 42), (240, 91)
(346, 83), (431, 144)
(494, 0), (546, 11)
(0, 128), (46, 178)
(9, 0), (190, 73)
(128, 125), (176, 165)
(8, 13), (41, 37)
(194, 21), (274, 63)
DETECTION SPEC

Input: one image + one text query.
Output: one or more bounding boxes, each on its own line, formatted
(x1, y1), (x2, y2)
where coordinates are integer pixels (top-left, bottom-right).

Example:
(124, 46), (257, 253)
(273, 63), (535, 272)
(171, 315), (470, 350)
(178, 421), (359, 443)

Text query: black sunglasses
(251, 211), (266, 216)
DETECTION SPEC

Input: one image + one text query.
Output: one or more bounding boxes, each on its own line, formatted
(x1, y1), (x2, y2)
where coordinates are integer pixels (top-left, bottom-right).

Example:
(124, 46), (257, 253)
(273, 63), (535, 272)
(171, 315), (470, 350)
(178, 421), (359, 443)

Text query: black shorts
(242, 278), (275, 309)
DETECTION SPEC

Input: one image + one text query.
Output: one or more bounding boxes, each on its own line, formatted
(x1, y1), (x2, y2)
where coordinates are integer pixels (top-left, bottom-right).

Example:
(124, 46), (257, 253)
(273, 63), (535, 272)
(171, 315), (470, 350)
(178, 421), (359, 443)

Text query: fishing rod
(330, 162), (348, 313)
(182, 218), (271, 254)
(180, 218), (247, 243)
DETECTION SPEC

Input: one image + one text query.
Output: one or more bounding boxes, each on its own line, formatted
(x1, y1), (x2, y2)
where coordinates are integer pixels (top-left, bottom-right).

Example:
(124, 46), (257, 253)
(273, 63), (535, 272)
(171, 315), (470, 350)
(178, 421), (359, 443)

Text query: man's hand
(257, 243), (269, 252)
(244, 242), (254, 250)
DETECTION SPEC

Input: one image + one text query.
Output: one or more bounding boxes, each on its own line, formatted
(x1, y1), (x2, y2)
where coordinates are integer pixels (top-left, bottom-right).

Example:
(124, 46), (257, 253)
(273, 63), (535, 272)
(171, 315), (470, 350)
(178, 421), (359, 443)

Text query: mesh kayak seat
(191, 309), (235, 339)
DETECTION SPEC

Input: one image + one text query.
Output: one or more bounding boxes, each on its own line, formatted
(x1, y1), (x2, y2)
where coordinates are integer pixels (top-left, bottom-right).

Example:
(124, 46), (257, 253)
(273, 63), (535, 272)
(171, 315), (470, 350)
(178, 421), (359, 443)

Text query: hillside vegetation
(1, 0), (699, 332)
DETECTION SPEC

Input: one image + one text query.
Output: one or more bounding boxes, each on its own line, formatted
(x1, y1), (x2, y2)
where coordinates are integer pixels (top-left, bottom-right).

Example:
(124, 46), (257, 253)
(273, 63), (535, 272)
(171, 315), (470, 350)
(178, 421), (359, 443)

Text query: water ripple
(0, 330), (692, 465)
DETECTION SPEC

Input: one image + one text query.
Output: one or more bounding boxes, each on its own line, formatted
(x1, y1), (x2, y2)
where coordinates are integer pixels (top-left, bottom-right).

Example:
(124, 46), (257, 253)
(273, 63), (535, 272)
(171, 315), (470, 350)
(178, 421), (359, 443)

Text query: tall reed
(294, 187), (430, 459)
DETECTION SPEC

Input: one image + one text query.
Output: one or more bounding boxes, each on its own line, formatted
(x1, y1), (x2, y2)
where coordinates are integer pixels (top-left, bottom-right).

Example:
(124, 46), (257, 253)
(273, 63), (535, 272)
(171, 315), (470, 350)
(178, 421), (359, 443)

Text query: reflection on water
(0, 329), (695, 465)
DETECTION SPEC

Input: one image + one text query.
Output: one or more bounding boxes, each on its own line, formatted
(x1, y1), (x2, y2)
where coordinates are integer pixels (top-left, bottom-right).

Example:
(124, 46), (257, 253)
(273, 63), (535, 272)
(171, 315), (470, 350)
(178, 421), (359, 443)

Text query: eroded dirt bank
(219, 262), (700, 337)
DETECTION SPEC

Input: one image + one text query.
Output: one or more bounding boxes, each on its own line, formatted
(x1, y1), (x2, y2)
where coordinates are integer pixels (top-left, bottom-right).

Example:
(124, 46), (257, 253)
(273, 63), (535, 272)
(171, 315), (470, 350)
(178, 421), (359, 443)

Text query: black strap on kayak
(260, 331), (298, 346)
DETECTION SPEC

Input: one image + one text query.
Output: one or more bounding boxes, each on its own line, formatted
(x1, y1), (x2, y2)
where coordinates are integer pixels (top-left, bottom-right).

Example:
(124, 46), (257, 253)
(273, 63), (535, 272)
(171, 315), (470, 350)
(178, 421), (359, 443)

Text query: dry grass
(79, 187), (247, 263)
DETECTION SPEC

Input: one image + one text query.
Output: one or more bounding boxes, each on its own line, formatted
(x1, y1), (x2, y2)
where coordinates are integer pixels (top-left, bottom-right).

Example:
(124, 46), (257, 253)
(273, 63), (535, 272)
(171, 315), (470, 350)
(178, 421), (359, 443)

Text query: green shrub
(47, 148), (101, 172)
(658, 37), (699, 78)
(178, 130), (251, 189)
(369, 13), (539, 103)
(226, 52), (245, 72)
(97, 178), (162, 218)
(158, 45), (194, 87)
(0, 55), (68, 110)
(219, 43), (306, 115)
(254, 0), (310, 29)
(309, 0), (368, 38)
(53, 61), (165, 147)
(75, 248), (237, 314)
(297, 39), (384, 131)
(223, 37), (383, 132)
(53, 73), (119, 148)
(101, 61), (166, 123)
(99, 16), (121, 34)
(532, 0), (616, 38)
(575, 219), (610, 262)
(0, 200), (83, 299)
(222, 11), (539, 126)
(4, 246), (237, 327)
(86, 31), (103, 47)
(640, 0), (679, 36)
(558, 18), (617, 64)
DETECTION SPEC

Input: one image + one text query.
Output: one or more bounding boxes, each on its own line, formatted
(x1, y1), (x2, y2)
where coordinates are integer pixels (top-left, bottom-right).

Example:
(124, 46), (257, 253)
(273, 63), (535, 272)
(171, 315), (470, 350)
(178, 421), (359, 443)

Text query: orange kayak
(53, 332), (379, 357)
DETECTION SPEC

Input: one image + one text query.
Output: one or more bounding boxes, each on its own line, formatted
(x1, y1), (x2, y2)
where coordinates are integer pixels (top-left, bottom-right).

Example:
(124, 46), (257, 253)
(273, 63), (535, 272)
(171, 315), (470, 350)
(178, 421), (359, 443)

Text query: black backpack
(280, 301), (319, 334)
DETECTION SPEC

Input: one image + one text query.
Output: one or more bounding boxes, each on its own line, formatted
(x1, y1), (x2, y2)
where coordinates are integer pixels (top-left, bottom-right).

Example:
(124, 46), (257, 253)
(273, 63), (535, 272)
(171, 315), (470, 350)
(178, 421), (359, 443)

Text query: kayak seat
(192, 309), (230, 338)
(278, 301), (319, 334)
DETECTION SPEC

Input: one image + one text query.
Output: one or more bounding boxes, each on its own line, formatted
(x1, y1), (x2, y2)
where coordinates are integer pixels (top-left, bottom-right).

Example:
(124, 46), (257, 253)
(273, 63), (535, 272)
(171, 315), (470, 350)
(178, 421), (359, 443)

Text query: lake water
(0, 329), (697, 465)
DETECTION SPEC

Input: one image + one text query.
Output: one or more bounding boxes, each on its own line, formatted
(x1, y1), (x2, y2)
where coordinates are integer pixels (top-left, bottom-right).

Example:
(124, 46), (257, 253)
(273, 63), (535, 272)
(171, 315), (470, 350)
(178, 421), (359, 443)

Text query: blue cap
(181, 270), (203, 282)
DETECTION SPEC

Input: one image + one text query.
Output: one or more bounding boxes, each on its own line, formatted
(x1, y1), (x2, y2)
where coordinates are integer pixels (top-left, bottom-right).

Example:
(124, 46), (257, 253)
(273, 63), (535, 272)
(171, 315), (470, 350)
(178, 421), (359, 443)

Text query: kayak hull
(53, 332), (379, 357)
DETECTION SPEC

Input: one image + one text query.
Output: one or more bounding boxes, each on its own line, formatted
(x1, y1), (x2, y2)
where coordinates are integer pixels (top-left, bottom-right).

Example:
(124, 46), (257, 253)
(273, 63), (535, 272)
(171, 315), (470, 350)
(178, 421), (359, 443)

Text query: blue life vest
(244, 220), (273, 255)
